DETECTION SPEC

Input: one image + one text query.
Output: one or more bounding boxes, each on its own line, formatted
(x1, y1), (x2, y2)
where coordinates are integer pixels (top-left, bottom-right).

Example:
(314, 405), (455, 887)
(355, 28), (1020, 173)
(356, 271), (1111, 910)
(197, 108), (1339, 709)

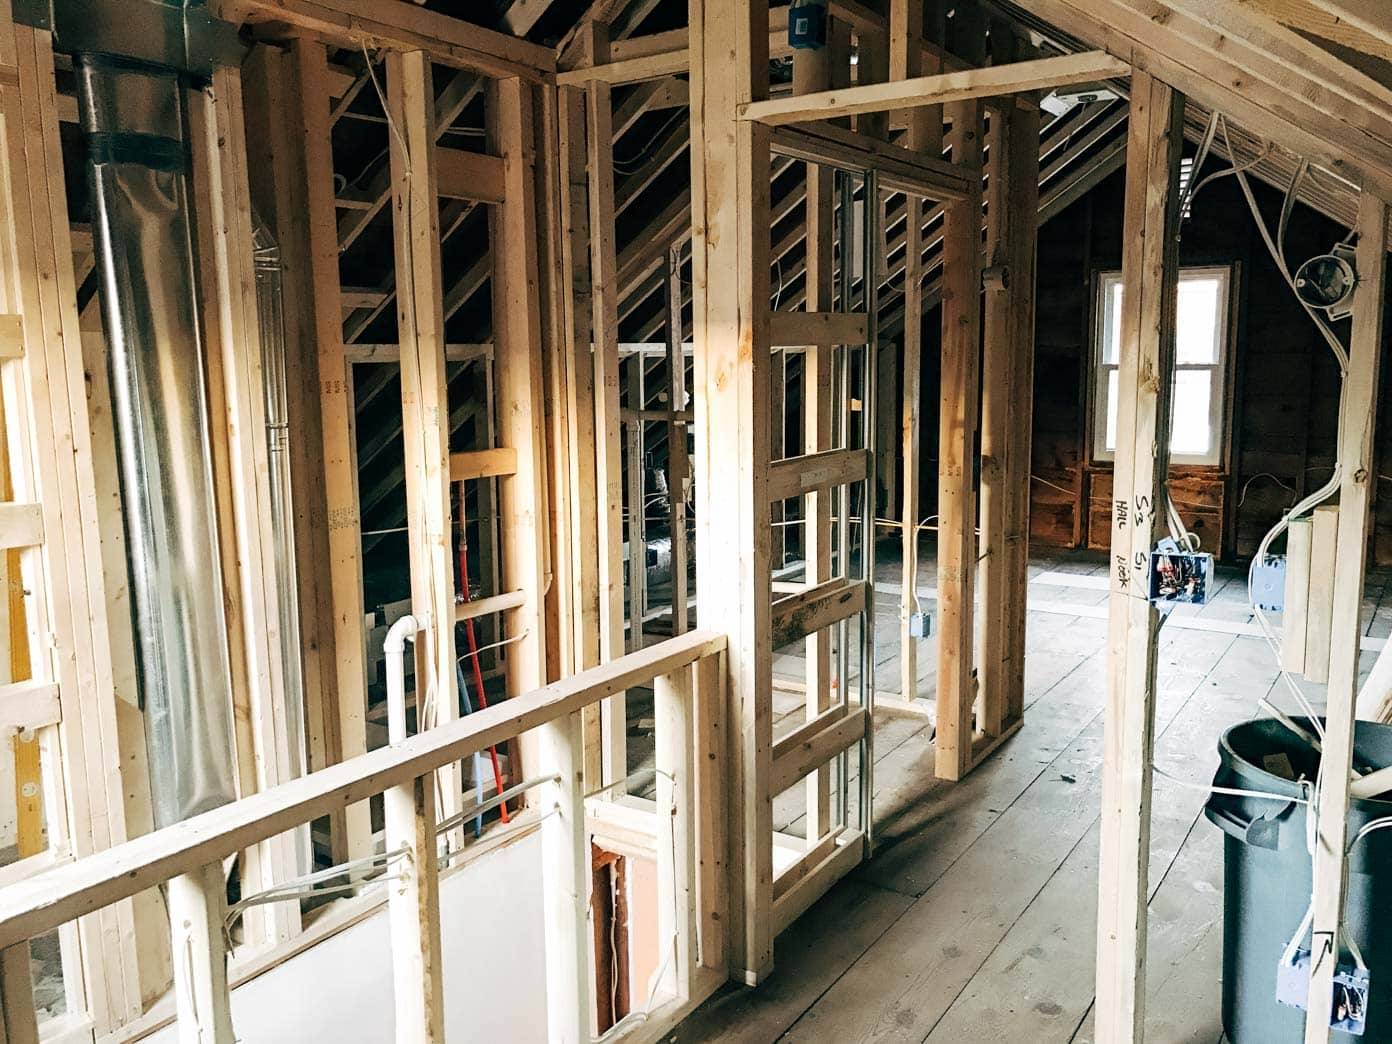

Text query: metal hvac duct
(76, 57), (239, 827)
(254, 220), (312, 874)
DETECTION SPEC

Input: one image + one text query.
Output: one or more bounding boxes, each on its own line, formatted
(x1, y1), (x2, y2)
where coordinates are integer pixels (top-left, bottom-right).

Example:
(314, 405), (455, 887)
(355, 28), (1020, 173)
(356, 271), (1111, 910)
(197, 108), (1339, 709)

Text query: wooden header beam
(217, 0), (555, 81)
(741, 51), (1129, 126)
(770, 122), (974, 200)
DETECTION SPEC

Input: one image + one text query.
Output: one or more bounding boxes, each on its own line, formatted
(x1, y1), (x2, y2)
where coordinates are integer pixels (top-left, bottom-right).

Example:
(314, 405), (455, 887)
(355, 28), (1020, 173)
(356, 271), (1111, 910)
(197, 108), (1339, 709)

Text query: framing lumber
(1305, 504), (1339, 683)
(1304, 190), (1388, 1044)
(0, 629), (725, 950)
(0, 942), (38, 1043)
(767, 448), (869, 504)
(770, 579), (867, 649)
(383, 766), (445, 1041)
(666, 248), (690, 636)
(741, 51), (1128, 126)
(0, 680), (57, 733)
(689, 0), (774, 985)
(434, 147), (505, 205)
(770, 121), (972, 200)
(769, 828), (862, 935)
(893, 0), (941, 711)
(0, 501), (40, 549)
(454, 589), (527, 625)
(771, 825), (840, 902)
(489, 75), (552, 790)
(1281, 515), (1312, 673)
(556, 85), (603, 785)
(560, 8), (791, 81)
(0, 17), (148, 1027)
(978, 29), (1039, 740)
(692, 651), (727, 971)
(769, 310), (867, 347)
(582, 56), (629, 787)
(449, 447), (518, 482)
(193, 62), (303, 950)
(655, 665), (697, 995)
(277, 38), (373, 865)
(1002, 85), (1039, 729)
(166, 864), (236, 1043)
(219, 0), (555, 81)
(563, 769), (613, 1031)
(933, 6), (986, 782)
(1309, 0), (1392, 50)
(1017, 0), (1392, 202)
(770, 706), (866, 796)
(794, 15), (838, 851)
(387, 49), (464, 835)
(624, 356), (646, 651)
(1093, 69), (1184, 1043)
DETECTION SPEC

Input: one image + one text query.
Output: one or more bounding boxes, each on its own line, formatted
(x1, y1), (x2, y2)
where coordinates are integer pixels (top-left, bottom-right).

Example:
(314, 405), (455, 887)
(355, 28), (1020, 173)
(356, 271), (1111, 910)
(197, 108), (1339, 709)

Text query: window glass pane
(1176, 275), (1221, 364)
(1102, 279), (1123, 364)
(1171, 369), (1213, 456)
(1105, 368), (1119, 452)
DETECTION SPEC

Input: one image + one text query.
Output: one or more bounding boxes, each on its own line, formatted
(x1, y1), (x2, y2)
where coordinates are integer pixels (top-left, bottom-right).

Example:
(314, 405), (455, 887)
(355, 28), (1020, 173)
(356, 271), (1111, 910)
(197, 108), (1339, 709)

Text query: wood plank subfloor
(674, 547), (1341, 1044)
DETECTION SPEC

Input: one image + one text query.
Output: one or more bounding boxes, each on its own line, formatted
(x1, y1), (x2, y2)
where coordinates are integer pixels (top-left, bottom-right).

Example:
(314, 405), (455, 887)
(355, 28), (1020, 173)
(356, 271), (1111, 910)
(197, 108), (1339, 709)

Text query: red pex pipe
(456, 485), (509, 824)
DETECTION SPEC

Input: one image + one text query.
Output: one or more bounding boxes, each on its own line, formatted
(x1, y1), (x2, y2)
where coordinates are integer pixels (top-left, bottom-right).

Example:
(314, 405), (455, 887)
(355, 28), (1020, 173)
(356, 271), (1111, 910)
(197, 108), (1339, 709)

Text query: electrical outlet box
(908, 611), (932, 638)
(788, 0), (828, 49)
(1148, 538), (1214, 606)
(1276, 948), (1370, 1036)
(1251, 556), (1286, 612)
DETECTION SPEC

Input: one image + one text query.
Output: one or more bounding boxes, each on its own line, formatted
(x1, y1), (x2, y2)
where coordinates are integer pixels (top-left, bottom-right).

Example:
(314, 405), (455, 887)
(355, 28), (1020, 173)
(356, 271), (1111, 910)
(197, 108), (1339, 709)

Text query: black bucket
(1205, 717), (1392, 1042)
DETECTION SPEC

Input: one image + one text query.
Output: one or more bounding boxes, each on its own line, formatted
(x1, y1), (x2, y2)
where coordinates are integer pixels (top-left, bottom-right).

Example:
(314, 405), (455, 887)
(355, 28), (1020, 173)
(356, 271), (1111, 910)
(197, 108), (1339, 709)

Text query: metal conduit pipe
(76, 56), (239, 827)
(254, 220), (311, 875)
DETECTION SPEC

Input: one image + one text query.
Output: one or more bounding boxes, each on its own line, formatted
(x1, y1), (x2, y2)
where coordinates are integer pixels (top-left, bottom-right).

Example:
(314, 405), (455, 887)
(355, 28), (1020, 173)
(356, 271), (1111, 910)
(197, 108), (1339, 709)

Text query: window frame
(1089, 264), (1234, 468)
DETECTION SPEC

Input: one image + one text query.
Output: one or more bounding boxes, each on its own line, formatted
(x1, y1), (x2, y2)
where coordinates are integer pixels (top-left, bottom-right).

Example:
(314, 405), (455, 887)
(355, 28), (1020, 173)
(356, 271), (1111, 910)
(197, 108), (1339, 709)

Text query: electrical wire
(1222, 108), (1357, 745)
(1151, 763), (1310, 806)
(361, 42), (411, 179)
(224, 846), (413, 931)
(586, 766), (685, 1042)
(1236, 472), (1298, 510)
(1220, 116), (1348, 373)
(611, 108), (686, 175)
(1347, 814), (1392, 853)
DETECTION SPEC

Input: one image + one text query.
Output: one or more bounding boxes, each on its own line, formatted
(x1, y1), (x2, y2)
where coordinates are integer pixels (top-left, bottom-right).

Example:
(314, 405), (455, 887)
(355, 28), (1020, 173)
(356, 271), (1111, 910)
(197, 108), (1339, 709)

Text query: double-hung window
(1092, 266), (1232, 466)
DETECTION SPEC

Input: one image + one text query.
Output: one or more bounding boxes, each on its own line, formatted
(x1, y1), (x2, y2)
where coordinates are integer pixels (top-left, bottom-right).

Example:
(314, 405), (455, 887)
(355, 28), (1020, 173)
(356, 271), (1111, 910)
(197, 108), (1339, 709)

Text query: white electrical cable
(1221, 117), (1348, 373)
(588, 766), (685, 1043)
(224, 846), (413, 930)
(1227, 116), (1353, 744)
(361, 42), (411, 179)
(1347, 814), (1392, 853)
(1151, 763), (1309, 806)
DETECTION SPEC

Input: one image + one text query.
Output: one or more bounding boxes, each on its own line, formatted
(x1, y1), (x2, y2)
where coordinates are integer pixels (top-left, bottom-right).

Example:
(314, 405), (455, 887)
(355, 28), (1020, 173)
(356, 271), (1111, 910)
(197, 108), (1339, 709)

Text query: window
(1092, 266), (1232, 466)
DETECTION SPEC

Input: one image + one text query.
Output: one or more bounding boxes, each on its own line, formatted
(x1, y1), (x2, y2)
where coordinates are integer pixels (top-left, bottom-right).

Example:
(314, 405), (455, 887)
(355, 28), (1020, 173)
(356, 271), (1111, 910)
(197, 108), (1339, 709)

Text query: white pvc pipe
(384, 614), (419, 746)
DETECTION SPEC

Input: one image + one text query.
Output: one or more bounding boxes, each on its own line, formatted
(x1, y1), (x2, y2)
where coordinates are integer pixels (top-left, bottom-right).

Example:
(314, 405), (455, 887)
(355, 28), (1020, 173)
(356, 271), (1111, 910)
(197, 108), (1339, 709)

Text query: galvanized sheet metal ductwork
(77, 57), (239, 827)
(254, 220), (312, 874)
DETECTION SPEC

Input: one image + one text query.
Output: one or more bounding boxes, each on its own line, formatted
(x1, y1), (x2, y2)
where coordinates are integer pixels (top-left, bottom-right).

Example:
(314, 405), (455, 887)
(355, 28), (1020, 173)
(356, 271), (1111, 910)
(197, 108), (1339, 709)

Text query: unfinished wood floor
(676, 543), (1392, 1044)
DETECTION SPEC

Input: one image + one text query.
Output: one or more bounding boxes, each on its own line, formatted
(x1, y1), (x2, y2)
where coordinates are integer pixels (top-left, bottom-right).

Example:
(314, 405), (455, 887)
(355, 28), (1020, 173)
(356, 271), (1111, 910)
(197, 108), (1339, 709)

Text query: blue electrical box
(788, 0), (828, 49)
(1276, 948), (1369, 1036)
(1251, 555), (1286, 612)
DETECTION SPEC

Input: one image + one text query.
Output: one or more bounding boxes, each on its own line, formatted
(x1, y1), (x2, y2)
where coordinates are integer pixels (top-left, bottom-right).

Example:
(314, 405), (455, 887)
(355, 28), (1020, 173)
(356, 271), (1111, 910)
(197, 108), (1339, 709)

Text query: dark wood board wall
(1018, 160), (1392, 564)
